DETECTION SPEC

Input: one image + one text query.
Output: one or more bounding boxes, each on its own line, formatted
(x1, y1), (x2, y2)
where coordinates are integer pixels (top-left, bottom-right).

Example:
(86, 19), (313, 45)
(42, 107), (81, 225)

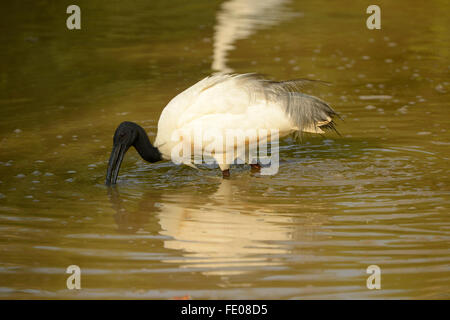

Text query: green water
(0, 0), (449, 299)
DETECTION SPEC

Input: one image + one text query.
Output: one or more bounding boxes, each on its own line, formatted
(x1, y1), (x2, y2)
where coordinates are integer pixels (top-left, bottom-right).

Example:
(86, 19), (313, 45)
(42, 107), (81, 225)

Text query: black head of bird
(105, 121), (161, 186)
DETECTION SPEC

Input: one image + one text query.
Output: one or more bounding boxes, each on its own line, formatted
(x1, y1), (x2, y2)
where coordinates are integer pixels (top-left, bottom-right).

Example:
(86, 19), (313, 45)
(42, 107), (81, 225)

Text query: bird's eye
(119, 132), (126, 138)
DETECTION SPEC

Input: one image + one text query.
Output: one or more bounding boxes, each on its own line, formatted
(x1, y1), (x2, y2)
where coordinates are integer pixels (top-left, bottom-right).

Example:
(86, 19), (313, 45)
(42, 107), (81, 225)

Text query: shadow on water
(109, 187), (162, 234)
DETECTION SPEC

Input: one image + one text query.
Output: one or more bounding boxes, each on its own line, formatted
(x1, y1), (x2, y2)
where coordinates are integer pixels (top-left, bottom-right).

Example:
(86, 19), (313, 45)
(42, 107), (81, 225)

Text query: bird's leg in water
(250, 164), (261, 172)
(222, 169), (230, 178)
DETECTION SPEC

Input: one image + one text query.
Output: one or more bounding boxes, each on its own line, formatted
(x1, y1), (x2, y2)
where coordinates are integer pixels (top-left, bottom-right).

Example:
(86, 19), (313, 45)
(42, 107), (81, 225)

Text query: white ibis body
(105, 73), (338, 185)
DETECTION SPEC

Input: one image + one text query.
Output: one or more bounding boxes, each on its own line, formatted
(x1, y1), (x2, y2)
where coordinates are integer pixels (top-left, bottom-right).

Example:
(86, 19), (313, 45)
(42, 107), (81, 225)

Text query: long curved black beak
(105, 143), (127, 185)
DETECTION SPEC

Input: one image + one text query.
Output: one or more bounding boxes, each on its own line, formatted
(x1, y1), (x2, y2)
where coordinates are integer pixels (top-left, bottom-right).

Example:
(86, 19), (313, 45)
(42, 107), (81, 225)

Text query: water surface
(0, 0), (449, 299)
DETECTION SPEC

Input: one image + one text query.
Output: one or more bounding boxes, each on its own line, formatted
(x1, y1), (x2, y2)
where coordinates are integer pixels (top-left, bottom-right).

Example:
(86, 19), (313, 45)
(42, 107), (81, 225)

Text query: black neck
(133, 126), (162, 163)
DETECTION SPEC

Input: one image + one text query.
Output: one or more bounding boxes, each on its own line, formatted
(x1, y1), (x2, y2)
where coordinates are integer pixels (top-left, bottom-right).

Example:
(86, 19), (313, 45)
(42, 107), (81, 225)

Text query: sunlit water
(0, 0), (449, 299)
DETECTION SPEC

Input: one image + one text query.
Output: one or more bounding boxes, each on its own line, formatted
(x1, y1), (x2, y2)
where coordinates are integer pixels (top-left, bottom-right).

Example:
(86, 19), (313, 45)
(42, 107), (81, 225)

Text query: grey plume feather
(233, 74), (339, 134)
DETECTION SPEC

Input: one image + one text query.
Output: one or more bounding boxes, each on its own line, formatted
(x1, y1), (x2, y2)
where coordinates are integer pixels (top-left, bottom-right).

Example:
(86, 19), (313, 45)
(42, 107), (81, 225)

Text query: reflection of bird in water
(108, 187), (161, 234)
(108, 179), (327, 276)
(213, 0), (293, 73)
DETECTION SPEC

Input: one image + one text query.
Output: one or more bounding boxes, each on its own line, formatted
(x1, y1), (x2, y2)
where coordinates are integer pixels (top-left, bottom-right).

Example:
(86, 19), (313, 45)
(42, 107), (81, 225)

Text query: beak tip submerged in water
(105, 143), (126, 186)
(105, 169), (116, 186)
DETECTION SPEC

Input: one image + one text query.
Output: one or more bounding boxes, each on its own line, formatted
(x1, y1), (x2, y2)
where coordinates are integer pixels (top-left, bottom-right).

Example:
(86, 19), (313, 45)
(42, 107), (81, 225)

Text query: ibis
(105, 73), (338, 185)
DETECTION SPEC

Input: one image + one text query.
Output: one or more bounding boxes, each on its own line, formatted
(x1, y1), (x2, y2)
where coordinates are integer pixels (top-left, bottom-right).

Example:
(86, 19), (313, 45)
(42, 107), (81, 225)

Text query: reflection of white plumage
(213, 0), (292, 72)
(157, 179), (294, 275)
(110, 179), (327, 276)
(106, 73), (337, 184)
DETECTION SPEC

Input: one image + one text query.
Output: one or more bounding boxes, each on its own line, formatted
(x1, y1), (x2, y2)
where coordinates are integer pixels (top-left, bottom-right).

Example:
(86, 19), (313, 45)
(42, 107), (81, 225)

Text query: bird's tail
(286, 91), (338, 134)
(235, 74), (339, 135)
(264, 79), (339, 135)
